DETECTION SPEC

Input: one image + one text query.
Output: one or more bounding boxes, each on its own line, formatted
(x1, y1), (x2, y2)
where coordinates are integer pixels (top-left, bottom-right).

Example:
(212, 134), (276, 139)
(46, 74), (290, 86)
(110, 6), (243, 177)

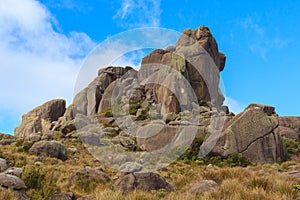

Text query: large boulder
(203, 104), (286, 163)
(14, 99), (66, 138)
(114, 162), (175, 194)
(28, 141), (68, 161)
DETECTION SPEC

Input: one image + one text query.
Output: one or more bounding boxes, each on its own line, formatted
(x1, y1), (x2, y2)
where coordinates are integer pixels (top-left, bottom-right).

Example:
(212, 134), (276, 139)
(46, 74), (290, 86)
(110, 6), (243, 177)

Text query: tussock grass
(1, 138), (300, 199)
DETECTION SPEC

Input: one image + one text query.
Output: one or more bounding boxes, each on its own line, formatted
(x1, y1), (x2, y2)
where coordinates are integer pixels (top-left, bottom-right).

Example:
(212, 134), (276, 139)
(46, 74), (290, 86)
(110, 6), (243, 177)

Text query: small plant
(15, 139), (24, 146)
(283, 138), (300, 160)
(180, 135), (205, 161)
(227, 152), (251, 167)
(248, 177), (271, 190)
(105, 111), (113, 117)
(129, 103), (141, 115)
(293, 184), (300, 190)
(153, 188), (167, 198)
(23, 141), (35, 152)
(136, 114), (149, 121)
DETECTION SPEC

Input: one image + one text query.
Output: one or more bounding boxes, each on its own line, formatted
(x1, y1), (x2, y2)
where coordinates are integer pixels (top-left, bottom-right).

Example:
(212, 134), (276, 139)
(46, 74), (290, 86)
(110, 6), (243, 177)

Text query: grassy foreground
(1, 138), (300, 200)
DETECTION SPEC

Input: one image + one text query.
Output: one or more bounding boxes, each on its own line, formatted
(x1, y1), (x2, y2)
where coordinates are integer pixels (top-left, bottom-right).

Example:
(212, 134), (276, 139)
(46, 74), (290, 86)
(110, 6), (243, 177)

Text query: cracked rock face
(205, 104), (286, 163)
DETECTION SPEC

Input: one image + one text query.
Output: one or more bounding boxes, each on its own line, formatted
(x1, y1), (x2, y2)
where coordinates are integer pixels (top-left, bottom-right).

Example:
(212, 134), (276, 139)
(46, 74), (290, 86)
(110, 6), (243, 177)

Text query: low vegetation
(1, 137), (300, 200)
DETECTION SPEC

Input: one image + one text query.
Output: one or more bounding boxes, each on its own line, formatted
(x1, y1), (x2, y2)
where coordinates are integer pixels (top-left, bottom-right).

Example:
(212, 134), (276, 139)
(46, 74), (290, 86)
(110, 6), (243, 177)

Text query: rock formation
(13, 25), (289, 167)
(203, 104), (286, 163)
(14, 99), (66, 138)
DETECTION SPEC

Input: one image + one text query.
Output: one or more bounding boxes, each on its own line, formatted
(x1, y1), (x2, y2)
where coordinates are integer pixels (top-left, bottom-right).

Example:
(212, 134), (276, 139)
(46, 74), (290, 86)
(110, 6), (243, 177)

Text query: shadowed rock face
(73, 66), (133, 117)
(204, 104), (286, 163)
(278, 117), (300, 141)
(14, 99), (66, 138)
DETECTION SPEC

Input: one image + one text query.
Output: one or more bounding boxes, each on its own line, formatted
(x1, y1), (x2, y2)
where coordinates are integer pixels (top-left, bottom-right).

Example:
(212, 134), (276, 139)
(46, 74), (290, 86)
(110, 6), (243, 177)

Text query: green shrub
(136, 114), (149, 121)
(283, 138), (300, 159)
(22, 165), (58, 199)
(105, 111), (113, 117)
(129, 103), (141, 115)
(227, 152), (251, 167)
(23, 141), (35, 152)
(15, 139), (24, 147)
(180, 135), (206, 161)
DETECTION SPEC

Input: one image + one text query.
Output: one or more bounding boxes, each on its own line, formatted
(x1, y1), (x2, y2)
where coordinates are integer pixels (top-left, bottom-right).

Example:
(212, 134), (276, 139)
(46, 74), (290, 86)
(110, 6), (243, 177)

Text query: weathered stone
(0, 139), (15, 146)
(279, 116), (300, 141)
(74, 66), (132, 117)
(136, 124), (197, 152)
(114, 169), (175, 194)
(14, 99), (66, 138)
(203, 104), (286, 163)
(188, 180), (218, 194)
(137, 26), (225, 115)
(52, 192), (76, 200)
(285, 171), (300, 179)
(69, 167), (110, 188)
(24, 134), (41, 143)
(4, 167), (23, 177)
(246, 104), (275, 116)
(118, 162), (145, 173)
(28, 141), (68, 161)
(0, 158), (8, 172)
(98, 80), (118, 113)
(0, 173), (26, 190)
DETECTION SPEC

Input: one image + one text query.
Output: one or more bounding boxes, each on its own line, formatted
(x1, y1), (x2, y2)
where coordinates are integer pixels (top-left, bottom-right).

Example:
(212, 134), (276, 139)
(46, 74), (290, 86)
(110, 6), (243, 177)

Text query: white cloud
(224, 96), (245, 115)
(114, 0), (162, 27)
(0, 0), (96, 132)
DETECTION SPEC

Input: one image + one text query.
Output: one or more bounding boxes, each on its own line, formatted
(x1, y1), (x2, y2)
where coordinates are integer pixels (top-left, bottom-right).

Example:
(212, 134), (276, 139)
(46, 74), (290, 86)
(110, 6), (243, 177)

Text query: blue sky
(0, 0), (299, 134)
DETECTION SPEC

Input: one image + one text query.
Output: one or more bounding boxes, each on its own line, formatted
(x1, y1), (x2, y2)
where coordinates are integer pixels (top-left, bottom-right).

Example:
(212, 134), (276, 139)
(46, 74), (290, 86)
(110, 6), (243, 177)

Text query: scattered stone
(206, 164), (214, 170)
(119, 162), (146, 173)
(28, 141), (68, 161)
(285, 171), (300, 179)
(114, 168), (175, 194)
(52, 192), (76, 200)
(69, 167), (110, 188)
(69, 146), (77, 154)
(4, 167), (22, 177)
(0, 173), (26, 190)
(0, 158), (8, 172)
(188, 180), (218, 194)
(24, 133), (41, 143)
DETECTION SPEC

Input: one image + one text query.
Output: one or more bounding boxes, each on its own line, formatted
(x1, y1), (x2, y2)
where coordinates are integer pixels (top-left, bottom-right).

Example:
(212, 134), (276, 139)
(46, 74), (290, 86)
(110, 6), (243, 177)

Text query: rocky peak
(14, 99), (66, 138)
(177, 26), (226, 72)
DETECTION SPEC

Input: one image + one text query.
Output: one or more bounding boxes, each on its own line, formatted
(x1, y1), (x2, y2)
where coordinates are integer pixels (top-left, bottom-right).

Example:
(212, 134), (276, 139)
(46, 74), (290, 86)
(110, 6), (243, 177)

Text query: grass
(1, 135), (300, 200)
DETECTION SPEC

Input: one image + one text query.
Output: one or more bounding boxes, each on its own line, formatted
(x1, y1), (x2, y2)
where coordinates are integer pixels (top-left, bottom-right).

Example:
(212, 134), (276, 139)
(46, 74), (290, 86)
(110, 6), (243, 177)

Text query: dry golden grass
(1, 139), (300, 200)
(0, 189), (20, 200)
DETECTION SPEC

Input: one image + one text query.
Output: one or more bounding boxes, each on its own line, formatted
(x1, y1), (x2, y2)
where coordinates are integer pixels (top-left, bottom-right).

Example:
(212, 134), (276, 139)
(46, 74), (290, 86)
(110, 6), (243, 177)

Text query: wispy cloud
(238, 17), (291, 60)
(224, 96), (245, 115)
(0, 0), (96, 133)
(113, 0), (162, 27)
